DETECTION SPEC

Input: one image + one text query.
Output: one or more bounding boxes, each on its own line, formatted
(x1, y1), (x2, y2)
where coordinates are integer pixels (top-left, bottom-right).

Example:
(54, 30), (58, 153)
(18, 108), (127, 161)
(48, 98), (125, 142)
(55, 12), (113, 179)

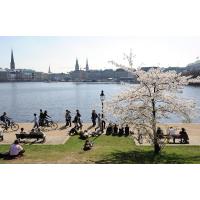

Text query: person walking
(91, 110), (98, 127)
(96, 113), (102, 131)
(39, 109), (44, 126)
(76, 110), (82, 128)
(65, 110), (72, 127)
(33, 113), (39, 129)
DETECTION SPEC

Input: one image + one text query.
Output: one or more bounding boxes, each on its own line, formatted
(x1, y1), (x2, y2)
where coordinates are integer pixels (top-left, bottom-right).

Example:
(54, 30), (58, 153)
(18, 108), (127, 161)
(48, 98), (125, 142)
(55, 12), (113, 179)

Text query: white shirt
(9, 144), (23, 156)
(34, 115), (38, 123)
(168, 128), (176, 136)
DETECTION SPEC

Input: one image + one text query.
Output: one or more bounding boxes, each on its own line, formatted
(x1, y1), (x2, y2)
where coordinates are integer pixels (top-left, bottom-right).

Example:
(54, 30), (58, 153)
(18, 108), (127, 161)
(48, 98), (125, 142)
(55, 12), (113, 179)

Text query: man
(65, 110), (72, 127)
(0, 112), (11, 130)
(168, 127), (176, 135)
(9, 140), (25, 158)
(43, 110), (51, 126)
(33, 113), (39, 129)
(76, 110), (82, 127)
(39, 109), (44, 126)
(91, 110), (98, 127)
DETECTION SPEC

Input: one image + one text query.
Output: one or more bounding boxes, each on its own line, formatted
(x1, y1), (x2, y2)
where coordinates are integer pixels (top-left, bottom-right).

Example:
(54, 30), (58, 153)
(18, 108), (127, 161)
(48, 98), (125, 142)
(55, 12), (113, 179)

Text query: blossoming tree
(107, 52), (200, 154)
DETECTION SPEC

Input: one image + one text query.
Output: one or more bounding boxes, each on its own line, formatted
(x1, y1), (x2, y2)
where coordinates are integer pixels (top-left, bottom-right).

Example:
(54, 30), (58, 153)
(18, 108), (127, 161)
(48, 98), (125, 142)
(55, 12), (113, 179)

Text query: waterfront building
(0, 69), (8, 82)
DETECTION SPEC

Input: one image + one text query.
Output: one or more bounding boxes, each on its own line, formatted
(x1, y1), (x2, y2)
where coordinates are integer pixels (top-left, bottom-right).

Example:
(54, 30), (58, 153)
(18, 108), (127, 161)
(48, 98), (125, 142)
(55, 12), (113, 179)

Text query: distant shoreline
(0, 81), (122, 84)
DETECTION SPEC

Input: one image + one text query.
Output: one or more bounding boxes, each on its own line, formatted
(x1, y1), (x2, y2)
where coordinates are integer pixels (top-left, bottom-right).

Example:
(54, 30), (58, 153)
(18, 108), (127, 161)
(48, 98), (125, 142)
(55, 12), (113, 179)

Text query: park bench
(171, 134), (189, 144)
(16, 133), (46, 143)
(159, 134), (189, 144)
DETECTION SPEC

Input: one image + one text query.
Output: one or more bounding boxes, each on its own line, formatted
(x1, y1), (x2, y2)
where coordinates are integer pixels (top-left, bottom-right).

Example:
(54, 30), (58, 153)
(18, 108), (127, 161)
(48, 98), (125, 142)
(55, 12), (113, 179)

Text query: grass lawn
(0, 135), (200, 164)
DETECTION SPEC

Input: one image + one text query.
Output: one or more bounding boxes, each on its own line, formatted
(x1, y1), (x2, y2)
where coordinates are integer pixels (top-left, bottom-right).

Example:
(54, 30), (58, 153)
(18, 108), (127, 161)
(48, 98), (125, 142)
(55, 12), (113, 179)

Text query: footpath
(0, 123), (200, 145)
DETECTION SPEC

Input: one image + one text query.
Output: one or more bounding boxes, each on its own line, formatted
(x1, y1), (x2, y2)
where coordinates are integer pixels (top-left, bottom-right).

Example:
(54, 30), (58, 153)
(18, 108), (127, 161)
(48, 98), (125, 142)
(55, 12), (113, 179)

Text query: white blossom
(106, 52), (200, 152)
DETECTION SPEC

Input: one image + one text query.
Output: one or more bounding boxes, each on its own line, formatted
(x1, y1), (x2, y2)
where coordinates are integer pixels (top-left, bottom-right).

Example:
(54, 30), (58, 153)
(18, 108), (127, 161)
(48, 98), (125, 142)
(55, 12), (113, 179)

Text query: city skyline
(0, 36), (200, 73)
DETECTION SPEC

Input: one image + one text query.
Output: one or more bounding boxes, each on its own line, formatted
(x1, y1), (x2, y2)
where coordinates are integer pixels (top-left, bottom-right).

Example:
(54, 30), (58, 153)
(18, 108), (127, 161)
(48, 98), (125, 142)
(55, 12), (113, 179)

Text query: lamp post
(100, 90), (105, 131)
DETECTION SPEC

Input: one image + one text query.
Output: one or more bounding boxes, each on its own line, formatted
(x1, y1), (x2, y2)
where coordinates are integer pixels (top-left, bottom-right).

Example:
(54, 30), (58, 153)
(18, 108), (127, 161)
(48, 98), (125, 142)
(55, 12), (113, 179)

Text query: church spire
(75, 58), (79, 71)
(10, 49), (15, 70)
(86, 58), (89, 71)
(48, 65), (51, 73)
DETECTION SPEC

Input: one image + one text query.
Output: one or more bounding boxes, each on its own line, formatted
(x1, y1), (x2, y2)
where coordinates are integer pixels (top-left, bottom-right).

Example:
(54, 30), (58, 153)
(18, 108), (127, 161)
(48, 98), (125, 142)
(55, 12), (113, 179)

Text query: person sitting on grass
(92, 127), (102, 137)
(9, 139), (25, 158)
(125, 124), (130, 136)
(113, 124), (118, 135)
(106, 123), (113, 135)
(79, 130), (89, 140)
(179, 128), (189, 144)
(83, 139), (93, 151)
(118, 126), (124, 136)
(69, 127), (78, 135)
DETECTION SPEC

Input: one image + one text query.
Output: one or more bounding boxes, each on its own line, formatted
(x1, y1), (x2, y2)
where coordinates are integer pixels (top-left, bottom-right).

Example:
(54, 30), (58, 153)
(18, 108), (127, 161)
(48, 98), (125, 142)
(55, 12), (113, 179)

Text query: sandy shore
(0, 123), (200, 145)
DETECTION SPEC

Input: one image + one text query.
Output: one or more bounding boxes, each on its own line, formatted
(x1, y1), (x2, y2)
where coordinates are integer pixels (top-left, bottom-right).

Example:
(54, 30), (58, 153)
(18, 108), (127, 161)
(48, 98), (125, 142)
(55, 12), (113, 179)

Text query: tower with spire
(48, 65), (51, 73)
(75, 58), (79, 71)
(10, 49), (15, 70)
(86, 58), (89, 71)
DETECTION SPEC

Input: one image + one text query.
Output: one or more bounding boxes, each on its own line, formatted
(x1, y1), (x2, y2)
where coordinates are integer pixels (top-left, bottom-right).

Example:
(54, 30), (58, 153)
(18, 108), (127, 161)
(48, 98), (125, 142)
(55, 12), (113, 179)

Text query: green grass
(0, 135), (200, 163)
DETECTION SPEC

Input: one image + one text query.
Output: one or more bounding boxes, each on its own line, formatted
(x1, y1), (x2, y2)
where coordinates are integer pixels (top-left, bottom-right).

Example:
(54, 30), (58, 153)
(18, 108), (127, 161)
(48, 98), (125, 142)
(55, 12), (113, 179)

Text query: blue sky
(0, 36), (200, 73)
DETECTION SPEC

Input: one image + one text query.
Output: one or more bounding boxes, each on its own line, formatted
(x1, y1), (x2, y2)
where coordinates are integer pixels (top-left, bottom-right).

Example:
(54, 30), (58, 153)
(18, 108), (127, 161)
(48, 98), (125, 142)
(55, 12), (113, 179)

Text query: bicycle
(0, 119), (19, 132)
(40, 120), (58, 130)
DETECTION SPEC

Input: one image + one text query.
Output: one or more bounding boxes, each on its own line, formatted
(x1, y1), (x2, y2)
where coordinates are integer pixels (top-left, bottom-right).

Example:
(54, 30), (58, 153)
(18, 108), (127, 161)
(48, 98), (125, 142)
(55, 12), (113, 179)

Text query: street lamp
(100, 90), (105, 131)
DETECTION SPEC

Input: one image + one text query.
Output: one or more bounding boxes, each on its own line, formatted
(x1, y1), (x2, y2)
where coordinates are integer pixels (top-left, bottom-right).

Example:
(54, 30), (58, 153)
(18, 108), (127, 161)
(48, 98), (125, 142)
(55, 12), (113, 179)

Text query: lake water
(0, 82), (200, 123)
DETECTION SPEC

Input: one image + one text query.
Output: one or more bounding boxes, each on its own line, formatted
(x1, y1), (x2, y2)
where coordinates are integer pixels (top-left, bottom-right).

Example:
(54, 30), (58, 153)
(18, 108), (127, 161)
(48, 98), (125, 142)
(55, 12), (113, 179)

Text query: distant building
(69, 58), (137, 82)
(48, 65), (51, 74)
(10, 49), (15, 70)
(0, 69), (8, 82)
(185, 60), (200, 72)
(86, 59), (89, 71)
(75, 58), (80, 71)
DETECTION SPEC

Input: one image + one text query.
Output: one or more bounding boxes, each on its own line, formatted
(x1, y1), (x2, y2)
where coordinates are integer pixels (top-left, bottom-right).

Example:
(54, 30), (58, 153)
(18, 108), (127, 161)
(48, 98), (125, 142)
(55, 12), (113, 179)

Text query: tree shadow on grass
(95, 150), (200, 164)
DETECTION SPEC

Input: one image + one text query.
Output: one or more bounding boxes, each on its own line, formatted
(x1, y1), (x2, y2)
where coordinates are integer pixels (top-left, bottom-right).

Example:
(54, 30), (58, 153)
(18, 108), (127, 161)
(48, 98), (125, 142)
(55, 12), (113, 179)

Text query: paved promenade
(0, 123), (96, 145)
(0, 123), (200, 145)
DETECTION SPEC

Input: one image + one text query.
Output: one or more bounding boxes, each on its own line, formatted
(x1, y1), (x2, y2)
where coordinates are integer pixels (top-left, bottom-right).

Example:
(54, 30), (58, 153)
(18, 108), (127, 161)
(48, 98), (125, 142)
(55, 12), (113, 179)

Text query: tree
(106, 52), (200, 154)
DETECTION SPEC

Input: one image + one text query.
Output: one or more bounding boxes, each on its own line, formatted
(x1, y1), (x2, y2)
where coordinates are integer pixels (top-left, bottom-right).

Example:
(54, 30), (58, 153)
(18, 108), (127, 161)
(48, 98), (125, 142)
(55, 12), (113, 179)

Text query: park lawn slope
(0, 135), (200, 163)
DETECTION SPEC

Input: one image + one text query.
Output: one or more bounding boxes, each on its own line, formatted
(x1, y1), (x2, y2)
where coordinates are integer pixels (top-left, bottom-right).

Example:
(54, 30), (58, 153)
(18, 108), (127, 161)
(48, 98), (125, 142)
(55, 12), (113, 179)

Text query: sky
(0, 36), (200, 73)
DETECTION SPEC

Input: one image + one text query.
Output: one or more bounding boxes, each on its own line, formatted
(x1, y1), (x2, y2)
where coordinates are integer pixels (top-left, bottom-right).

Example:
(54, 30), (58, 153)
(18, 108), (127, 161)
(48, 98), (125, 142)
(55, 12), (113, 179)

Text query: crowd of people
(106, 123), (130, 136)
(156, 126), (189, 144)
(0, 109), (192, 158)
(33, 109), (52, 128)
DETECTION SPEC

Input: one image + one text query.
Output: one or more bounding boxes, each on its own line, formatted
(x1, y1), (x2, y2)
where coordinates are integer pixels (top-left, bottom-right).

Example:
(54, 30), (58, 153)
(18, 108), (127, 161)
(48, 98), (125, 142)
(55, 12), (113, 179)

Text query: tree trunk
(152, 99), (161, 154)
